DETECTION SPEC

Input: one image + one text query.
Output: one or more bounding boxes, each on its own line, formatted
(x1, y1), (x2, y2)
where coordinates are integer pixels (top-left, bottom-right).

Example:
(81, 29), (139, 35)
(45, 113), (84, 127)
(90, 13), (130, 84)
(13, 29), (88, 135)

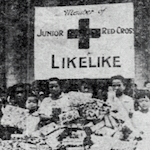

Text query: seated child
(23, 94), (40, 135)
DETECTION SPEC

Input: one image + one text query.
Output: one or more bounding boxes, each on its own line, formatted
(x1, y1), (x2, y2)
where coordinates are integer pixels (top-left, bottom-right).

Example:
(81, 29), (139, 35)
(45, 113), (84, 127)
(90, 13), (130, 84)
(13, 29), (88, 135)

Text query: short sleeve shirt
(38, 93), (70, 117)
(132, 111), (150, 136)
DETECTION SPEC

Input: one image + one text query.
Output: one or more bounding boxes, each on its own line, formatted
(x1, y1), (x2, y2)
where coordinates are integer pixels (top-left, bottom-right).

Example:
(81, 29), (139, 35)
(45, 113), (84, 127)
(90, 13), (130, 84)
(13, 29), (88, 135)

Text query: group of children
(0, 76), (150, 149)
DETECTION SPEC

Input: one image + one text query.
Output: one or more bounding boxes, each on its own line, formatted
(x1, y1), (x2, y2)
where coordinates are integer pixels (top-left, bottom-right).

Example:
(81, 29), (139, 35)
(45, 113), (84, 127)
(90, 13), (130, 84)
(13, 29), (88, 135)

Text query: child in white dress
(132, 90), (150, 150)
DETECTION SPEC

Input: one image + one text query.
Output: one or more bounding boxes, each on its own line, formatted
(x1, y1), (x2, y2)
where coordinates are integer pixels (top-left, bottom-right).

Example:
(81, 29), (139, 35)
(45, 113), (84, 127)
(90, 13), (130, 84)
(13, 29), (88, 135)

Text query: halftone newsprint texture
(1, 0), (150, 150)
(34, 3), (134, 79)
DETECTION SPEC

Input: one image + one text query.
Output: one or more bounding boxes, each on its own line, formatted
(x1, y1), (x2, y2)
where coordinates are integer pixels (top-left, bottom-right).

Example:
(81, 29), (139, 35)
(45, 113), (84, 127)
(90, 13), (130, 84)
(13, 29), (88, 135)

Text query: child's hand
(39, 113), (53, 120)
(32, 111), (39, 117)
(94, 129), (103, 136)
(132, 130), (143, 139)
(107, 91), (116, 101)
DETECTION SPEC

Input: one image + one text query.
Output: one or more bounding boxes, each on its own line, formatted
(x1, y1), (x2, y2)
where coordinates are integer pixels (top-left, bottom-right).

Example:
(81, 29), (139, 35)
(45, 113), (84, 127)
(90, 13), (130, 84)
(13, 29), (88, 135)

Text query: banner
(34, 3), (134, 79)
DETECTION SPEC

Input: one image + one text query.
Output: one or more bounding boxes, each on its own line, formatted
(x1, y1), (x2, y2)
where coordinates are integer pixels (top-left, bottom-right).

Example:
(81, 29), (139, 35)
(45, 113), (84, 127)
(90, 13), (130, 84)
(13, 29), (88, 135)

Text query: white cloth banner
(34, 3), (134, 79)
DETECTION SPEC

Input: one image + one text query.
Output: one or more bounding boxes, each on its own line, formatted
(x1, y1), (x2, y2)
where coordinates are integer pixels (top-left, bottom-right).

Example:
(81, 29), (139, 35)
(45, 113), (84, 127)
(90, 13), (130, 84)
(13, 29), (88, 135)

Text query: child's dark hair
(80, 79), (93, 90)
(110, 75), (126, 85)
(27, 93), (38, 103)
(134, 90), (150, 111)
(144, 81), (150, 87)
(135, 90), (150, 100)
(48, 77), (61, 86)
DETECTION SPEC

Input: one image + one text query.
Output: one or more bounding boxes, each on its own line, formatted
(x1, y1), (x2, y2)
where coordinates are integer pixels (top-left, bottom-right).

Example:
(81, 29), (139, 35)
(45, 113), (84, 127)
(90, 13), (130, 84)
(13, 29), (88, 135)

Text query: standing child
(132, 90), (150, 150)
(23, 94), (40, 136)
(108, 75), (134, 119)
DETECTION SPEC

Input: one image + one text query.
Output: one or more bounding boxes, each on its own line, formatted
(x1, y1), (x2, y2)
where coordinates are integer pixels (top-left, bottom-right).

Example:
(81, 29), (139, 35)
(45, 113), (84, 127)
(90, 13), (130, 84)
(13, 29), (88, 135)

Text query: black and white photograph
(0, 0), (150, 149)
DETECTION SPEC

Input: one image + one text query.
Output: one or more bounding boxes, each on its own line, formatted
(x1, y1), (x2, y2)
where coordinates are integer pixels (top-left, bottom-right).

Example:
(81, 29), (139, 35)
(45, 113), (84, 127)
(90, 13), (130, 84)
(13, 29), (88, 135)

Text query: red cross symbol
(67, 18), (101, 49)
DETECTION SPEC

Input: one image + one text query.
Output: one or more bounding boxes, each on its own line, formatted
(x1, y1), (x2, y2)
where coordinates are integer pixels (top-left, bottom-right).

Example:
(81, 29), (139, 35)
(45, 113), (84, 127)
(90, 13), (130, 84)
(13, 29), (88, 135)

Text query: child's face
(138, 96), (150, 111)
(26, 97), (38, 110)
(146, 83), (150, 91)
(15, 87), (25, 101)
(80, 83), (93, 94)
(112, 79), (125, 97)
(49, 81), (61, 97)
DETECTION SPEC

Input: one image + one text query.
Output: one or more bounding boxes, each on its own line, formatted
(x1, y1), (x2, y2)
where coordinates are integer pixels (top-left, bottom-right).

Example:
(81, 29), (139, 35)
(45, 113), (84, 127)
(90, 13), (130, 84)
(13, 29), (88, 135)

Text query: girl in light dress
(132, 90), (150, 150)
